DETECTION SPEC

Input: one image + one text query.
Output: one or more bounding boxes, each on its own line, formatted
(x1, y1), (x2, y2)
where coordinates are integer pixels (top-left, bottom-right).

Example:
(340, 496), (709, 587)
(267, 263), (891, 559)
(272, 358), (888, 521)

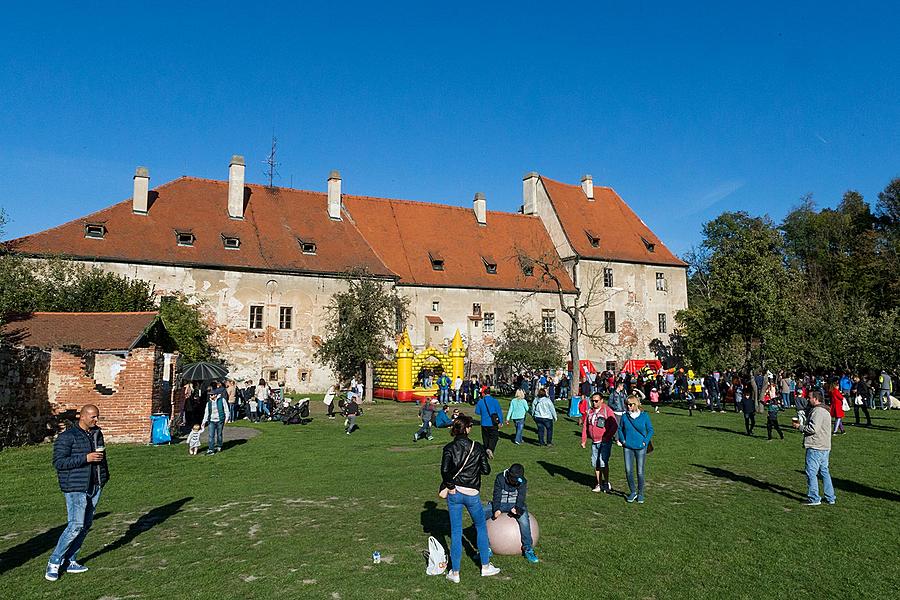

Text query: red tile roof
(1, 312), (160, 351)
(343, 195), (576, 292)
(8, 178), (396, 278)
(541, 177), (687, 267)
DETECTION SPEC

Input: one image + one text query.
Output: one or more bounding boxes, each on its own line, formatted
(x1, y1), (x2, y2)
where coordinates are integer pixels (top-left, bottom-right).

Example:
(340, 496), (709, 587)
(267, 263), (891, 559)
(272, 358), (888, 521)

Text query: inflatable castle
(373, 329), (466, 402)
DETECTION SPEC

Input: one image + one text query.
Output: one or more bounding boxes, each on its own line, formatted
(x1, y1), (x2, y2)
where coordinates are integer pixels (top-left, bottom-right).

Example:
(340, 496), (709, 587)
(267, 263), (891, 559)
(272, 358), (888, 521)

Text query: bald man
(46, 404), (109, 582)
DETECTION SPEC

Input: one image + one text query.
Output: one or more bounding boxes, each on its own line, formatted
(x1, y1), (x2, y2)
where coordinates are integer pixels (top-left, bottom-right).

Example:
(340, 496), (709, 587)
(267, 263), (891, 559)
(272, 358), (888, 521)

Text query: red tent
(567, 360), (598, 378)
(622, 359), (662, 375)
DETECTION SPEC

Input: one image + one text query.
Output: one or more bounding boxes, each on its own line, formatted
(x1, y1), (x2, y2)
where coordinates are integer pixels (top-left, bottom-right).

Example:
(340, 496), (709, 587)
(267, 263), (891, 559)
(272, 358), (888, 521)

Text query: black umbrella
(180, 361), (229, 382)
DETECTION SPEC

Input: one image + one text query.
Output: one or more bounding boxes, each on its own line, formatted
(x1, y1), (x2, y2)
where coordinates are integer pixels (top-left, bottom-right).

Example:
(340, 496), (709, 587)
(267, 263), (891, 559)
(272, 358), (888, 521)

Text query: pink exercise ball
(485, 512), (540, 555)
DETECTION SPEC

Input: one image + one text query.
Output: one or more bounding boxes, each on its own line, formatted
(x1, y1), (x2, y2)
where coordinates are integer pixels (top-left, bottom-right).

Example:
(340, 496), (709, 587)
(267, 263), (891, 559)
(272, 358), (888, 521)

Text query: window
(299, 370), (310, 383)
(298, 239), (317, 255)
(222, 235), (240, 249)
(522, 264), (534, 277)
(603, 267), (614, 287)
(656, 272), (667, 291)
(604, 311), (616, 334)
(249, 305), (263, 330)
(268, 369), (279, 382)
(641, 236), (656, 253)
(432, 300), (440, 312)
(482, 255), (497, 274)
(429, 251), (444, 271)
(394, 305), (404, 334)
(658, 313), (667, 334)
(472, 303), (481, 317)
(279, 307), (293, 330)
(176, 231), (195, 246)
(542, 309), (556, 334)
(606, 361), (617, 372)
(585, 229), (600, 248)
(483, 312), (495, 333)
(84, 224), (106, 239)
(434, 325), (440, 332)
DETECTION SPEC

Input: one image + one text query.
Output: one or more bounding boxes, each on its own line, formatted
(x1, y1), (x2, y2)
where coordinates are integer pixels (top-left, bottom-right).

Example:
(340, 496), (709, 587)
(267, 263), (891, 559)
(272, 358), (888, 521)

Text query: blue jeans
(207, 420), (223, 449)
(489, 502), (533, 550)
(880, 390), (890, 409)
(781, 393), (791, 408)
(439, 388), (450, 404)
(591, 441), (612, 469)
(623, 446), (647, 499)
(447, 492), (490, 572)
(513, 419), (525, 443)
(534, 417), (553, 444)
(49, 488), (102, 565)
(415, 420), (432, 439)
(805, 448), (835, 503)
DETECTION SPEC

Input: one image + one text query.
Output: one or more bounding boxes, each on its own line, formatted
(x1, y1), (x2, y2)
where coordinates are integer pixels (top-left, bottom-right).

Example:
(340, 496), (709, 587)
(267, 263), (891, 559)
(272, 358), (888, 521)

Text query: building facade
(9, 156), (687, 391)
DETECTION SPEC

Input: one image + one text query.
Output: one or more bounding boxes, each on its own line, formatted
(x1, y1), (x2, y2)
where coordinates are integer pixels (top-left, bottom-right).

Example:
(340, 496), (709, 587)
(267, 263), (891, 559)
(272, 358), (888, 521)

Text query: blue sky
(2, 1), (898, 257)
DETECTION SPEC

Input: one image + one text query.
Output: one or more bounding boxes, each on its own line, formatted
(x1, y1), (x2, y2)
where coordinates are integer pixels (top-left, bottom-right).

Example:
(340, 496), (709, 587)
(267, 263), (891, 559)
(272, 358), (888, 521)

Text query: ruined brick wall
(48, 346), (168, 443)
(0, 346), (54, 447)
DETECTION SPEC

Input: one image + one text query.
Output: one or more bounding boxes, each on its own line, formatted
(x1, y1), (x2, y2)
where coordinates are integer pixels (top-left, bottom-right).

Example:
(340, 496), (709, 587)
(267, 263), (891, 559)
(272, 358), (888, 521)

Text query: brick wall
(48, 345), (173, 443)
(0, 346), (53, 447)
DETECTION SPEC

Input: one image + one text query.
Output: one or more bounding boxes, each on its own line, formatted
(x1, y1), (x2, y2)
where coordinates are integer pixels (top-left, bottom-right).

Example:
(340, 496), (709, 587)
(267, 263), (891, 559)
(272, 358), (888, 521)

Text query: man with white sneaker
(46, 404), (109, 581)
(793, 391), (836, 506)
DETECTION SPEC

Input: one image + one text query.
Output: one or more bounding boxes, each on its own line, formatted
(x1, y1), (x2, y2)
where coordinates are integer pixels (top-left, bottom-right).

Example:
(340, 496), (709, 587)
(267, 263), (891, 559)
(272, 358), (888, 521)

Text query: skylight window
(482, 255), (497, 275)
(176, 231), (195, 246)
(84, 224), (106, 239)
(429, 251), (445, 271)
(222, 235), (241, 250)
(641, 236), (656, 252)
(585, 229), (600, 248)
(298, 239), (317, 255)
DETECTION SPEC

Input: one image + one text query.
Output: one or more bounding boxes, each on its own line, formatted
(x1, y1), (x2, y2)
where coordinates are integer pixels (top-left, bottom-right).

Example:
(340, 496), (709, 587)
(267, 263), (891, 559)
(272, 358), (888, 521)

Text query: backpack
(424, 536), (447, 575)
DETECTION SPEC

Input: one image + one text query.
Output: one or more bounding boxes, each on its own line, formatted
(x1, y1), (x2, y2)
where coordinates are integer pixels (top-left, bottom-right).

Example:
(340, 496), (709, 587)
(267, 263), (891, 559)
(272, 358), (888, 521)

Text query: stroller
(281, 398), (311, 425)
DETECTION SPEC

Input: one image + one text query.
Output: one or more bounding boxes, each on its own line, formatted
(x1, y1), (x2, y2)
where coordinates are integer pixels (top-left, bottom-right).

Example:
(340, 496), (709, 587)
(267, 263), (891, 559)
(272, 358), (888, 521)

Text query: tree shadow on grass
(790, 472), (900, 502)
(537, 460), (594, 489)
(692, 464), (805, 501)
(221, 439), (248, 451)
(697, 425), (749, 437)
(0, 512), (111, 574)
(420, 501), (480, 567)
(81, 497), (192, 562)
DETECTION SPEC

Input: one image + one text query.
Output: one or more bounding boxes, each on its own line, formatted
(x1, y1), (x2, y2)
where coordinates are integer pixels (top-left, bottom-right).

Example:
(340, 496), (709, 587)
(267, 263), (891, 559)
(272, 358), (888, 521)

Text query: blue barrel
(568, 397), (582, 418)
(150, 414), (172, 445)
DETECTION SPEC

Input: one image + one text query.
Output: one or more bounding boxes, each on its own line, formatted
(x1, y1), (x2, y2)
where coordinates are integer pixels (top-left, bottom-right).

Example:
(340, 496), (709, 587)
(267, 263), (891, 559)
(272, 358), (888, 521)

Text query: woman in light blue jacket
(530, 389), (558, 446)
(616, 395), (654, 503)
(506, 390), (529, 445)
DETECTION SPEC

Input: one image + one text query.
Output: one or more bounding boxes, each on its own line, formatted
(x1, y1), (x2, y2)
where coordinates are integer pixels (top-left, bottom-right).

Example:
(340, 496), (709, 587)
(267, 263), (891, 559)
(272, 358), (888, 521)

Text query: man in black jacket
(46, 404), (109, 582)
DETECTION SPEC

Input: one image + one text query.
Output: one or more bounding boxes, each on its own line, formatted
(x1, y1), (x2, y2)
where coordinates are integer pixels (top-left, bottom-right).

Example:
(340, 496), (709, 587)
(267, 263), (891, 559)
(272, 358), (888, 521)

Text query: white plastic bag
(424, 536), (447, 575)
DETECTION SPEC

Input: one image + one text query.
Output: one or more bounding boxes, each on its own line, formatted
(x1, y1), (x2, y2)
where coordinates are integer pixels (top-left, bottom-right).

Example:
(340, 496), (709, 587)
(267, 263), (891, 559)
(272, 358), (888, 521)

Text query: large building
(9, 156), (687, 391)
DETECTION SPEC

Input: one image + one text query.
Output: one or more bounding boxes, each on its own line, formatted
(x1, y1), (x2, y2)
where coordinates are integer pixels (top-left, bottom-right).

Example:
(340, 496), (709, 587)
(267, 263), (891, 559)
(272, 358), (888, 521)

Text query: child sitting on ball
(488, 463), (538, 563)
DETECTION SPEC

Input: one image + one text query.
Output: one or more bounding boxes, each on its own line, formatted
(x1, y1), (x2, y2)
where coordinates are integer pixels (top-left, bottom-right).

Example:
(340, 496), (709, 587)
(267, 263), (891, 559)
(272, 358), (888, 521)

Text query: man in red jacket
(581, 393), (618, 493)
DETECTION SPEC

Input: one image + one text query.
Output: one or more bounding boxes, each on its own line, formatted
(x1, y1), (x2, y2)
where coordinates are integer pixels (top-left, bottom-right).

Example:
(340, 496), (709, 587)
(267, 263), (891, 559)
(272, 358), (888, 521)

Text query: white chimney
(522, 171), (539, 215)
(228, 155), (246, 219)
(581, 174), (594, 201)
(328, 170), (342, 220)
(473, 192), (487, 225)
(132, 166), (150, 214)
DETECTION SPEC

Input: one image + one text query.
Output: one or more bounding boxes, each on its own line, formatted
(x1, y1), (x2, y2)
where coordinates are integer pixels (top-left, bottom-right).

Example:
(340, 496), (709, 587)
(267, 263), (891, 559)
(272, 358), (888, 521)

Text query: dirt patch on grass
(223, 427), (260, 441)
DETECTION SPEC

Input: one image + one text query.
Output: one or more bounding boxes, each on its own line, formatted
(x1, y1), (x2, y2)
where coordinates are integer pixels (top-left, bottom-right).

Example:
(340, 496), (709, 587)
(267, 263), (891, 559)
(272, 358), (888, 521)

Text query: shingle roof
(343, 195), (576, 292)
(541, 177), (687, 267)
(1, 312), (160, 351)
(7, 178), (396, 278)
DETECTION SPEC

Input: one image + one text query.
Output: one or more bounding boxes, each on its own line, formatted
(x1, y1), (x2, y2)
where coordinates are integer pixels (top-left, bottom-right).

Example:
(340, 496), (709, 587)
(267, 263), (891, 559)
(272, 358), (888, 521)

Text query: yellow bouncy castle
(374, 329), (466, 402)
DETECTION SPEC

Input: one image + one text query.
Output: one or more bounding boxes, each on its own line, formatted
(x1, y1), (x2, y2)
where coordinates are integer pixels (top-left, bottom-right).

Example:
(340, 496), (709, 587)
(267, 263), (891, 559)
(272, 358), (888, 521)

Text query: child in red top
(830, 385), (845, 434)
(577, 395), (589, 426)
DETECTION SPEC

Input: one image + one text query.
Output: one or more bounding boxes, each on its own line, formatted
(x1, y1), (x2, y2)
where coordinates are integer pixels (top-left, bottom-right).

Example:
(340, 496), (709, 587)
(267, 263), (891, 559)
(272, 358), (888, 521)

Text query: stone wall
(0, 345), (53, 447)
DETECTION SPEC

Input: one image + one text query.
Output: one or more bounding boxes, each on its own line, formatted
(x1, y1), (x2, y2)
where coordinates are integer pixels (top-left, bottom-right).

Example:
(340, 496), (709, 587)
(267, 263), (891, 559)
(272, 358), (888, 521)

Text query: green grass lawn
(2, 398), (899, 599)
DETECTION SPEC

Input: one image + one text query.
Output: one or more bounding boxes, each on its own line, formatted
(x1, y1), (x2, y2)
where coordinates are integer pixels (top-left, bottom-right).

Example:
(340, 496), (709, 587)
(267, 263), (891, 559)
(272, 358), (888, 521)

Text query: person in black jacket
(46, 404), (109, 582)
(851, 375), (872, 427)
(440, 414), (499, 583)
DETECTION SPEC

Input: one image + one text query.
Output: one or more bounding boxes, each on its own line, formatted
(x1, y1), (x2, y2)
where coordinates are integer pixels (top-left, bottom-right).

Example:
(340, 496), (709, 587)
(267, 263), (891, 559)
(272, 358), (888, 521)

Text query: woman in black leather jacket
(440, 414), (500, 583)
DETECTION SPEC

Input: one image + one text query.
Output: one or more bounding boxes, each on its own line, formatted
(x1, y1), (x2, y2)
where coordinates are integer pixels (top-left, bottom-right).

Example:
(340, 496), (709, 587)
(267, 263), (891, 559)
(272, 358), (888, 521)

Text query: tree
(493, 312), (565, 373)
(159, 293), (216, 363)
(514, 245), (614, 396)
(315, 269), (410, 401)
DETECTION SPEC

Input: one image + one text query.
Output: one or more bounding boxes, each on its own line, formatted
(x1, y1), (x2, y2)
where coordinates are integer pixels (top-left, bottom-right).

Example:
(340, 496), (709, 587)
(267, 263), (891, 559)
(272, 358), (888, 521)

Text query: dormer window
(429, 251), (445, 271)
(84, 224), (106, 239)
(641, 236), (656, 253)
(482, 255), (497, 275)
(585, 229), (600, 248)
(298, 239), (317, 255)
(222, 235), (241, 250)
(176, 231), (195, 246)
(518, 256), (534, 277)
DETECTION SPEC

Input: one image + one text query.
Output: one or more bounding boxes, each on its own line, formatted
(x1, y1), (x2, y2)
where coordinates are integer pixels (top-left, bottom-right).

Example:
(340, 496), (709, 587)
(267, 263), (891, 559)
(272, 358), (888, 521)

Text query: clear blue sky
(2, 1), (898, 257)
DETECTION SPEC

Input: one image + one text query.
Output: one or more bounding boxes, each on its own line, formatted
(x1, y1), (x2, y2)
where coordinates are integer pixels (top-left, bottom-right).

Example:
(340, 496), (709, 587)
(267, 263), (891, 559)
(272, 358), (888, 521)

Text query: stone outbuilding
(0, 311), (178, 443)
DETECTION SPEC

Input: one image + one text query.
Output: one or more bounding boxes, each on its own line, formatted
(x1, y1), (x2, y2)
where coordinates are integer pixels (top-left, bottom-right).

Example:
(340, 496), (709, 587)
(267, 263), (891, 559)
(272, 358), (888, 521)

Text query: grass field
(1, 398), (899, 600)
